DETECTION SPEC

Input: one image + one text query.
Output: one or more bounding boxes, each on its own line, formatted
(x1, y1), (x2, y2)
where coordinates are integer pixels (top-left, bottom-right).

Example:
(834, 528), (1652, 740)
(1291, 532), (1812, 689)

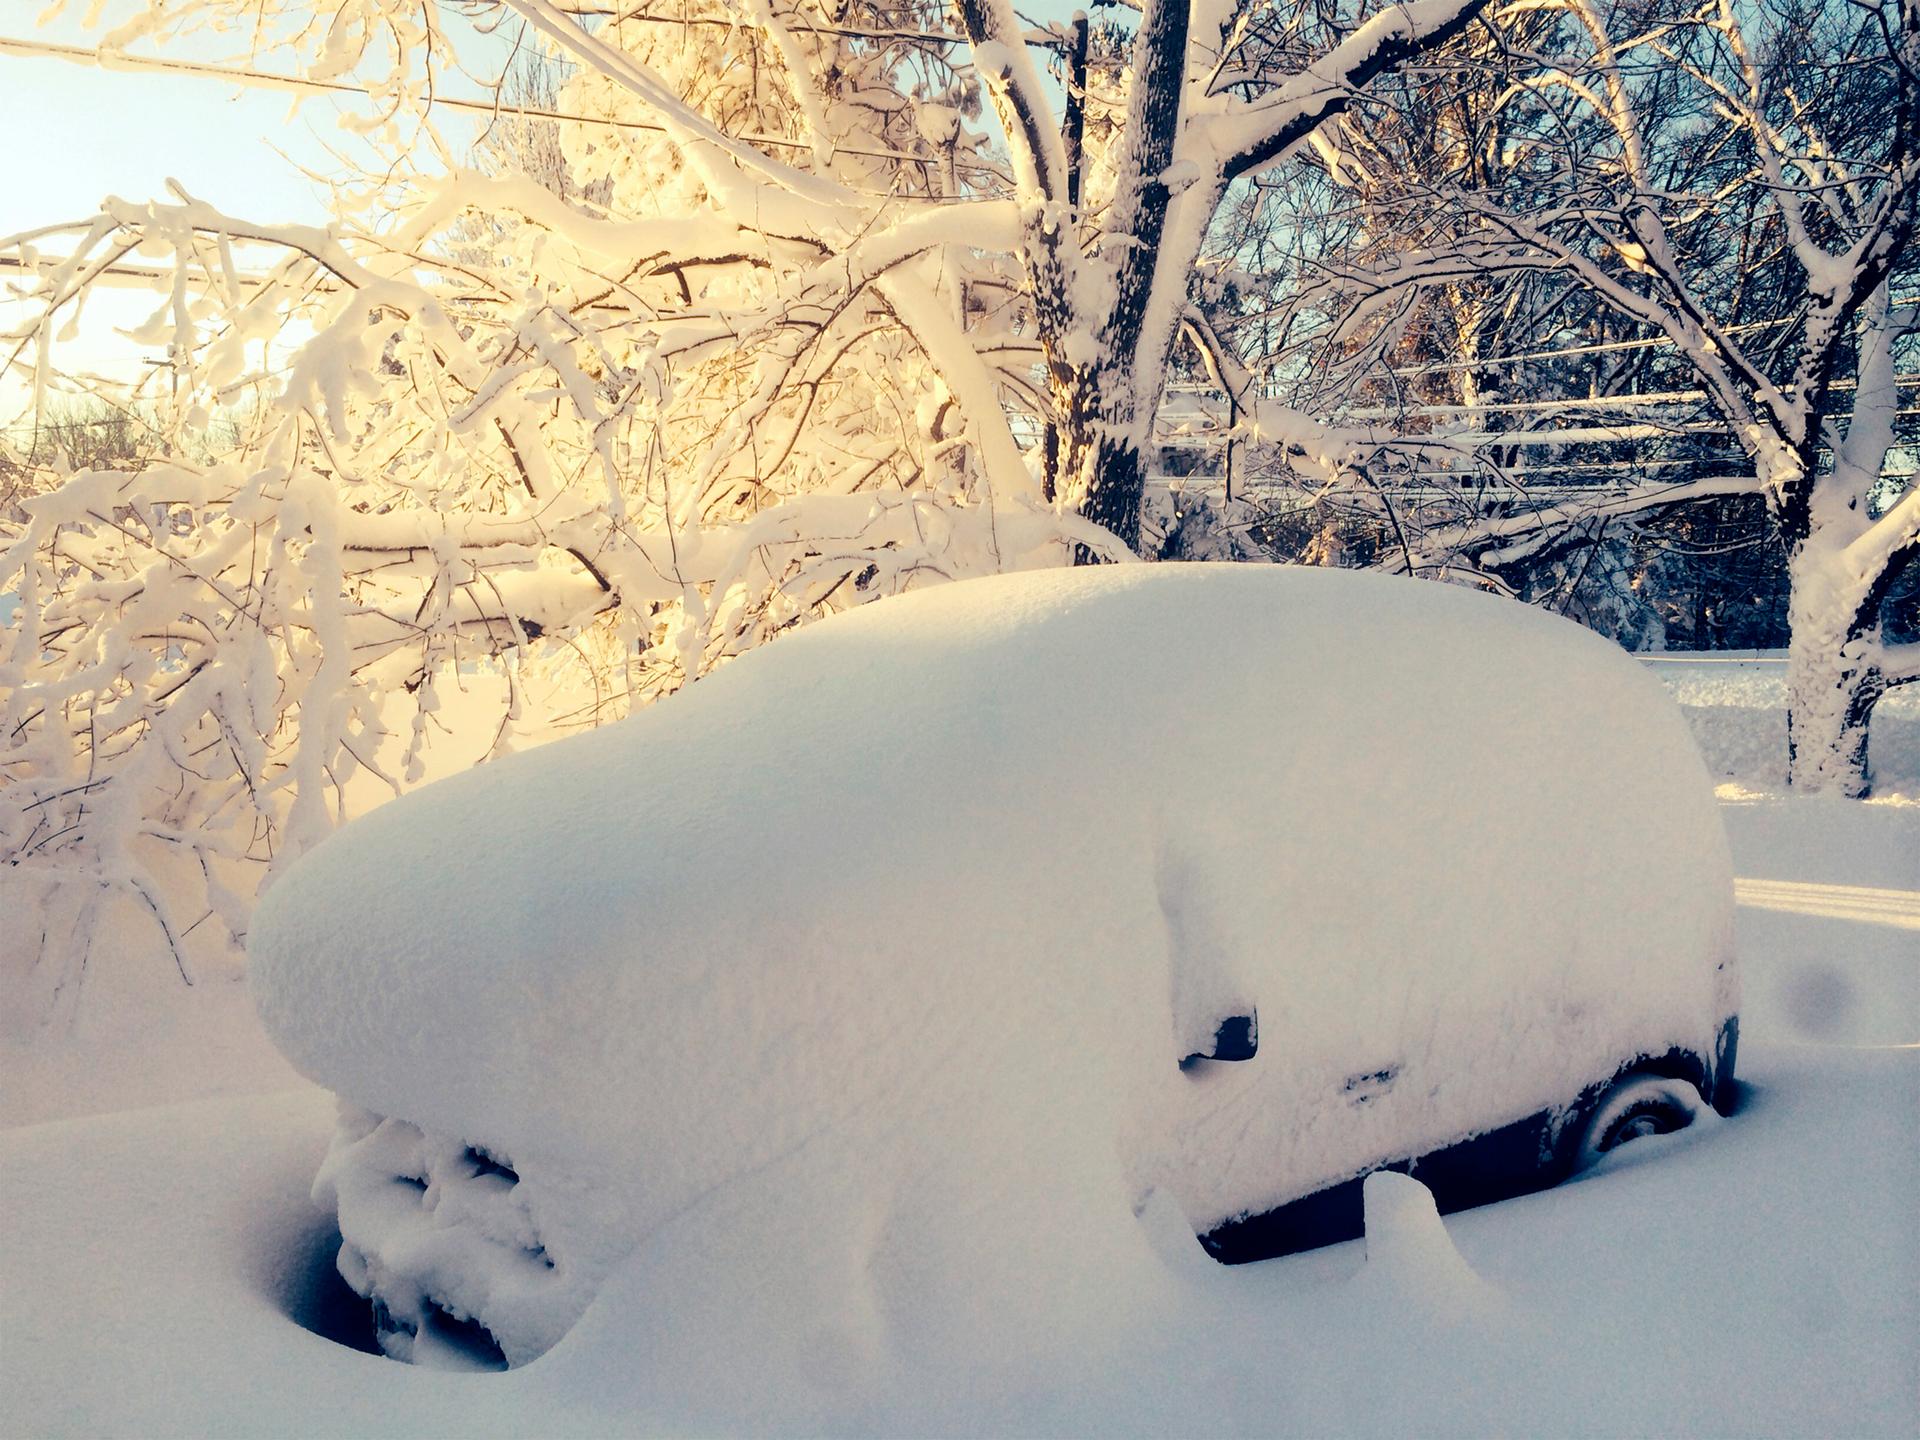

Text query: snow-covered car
(250, 564), (1738, 1371)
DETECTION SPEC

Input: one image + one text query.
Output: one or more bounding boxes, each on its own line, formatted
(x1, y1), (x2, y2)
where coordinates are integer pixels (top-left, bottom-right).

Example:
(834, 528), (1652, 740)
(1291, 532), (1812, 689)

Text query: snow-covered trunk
(1057, 381), (1154, 557)
(1046, 0), (1192, 563)
(1783, 545), (1886, 797)
(1777, 290), (1915, 798)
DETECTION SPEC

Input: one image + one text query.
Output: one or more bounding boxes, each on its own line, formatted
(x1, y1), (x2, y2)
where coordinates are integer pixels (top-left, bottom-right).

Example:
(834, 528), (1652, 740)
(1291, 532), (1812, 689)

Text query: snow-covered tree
(1, 0), (1487, 992)
(1301, 0), (1919, 794)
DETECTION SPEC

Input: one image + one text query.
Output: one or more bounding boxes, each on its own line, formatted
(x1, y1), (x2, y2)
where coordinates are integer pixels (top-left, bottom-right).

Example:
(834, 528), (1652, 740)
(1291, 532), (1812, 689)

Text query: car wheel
(1572, 1074), (1701, 1170)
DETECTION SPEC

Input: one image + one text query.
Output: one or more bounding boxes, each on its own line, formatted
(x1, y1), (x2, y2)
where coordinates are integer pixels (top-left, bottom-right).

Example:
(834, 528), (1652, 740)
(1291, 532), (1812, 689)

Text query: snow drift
(248, 563), (1735, 1371)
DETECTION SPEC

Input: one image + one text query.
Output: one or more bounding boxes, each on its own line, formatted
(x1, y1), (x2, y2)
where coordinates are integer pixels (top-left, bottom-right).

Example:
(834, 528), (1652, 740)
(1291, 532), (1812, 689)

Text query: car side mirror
(1181, 1011), (1257, 1069)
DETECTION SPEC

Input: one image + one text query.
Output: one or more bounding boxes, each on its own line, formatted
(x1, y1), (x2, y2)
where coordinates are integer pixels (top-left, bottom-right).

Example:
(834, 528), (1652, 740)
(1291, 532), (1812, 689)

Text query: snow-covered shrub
(0, 10), (1086, 998)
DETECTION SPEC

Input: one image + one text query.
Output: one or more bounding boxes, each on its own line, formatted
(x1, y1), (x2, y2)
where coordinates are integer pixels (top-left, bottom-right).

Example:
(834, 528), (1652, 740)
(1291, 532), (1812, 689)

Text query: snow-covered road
(1734, 878), (1920, 931)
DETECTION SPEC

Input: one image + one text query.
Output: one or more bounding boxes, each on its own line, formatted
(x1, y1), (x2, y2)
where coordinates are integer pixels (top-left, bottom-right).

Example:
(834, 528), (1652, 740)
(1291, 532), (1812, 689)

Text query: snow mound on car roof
(249, 563), (1732, 1376)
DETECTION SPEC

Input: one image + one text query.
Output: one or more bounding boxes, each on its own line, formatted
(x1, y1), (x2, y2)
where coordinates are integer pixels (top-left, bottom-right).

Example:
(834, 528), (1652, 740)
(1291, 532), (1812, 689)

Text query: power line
(518, 4), (1068, 49)
(1371, 324), (1786, 376)
(0, 253), (305, 292)
(0, 33), (1005, 177)
(1162, 376), (1919, 425)
(1220, 300), (1918, 382)
(14, 241), (1901, 405)
(1341, 299), (1920, 378)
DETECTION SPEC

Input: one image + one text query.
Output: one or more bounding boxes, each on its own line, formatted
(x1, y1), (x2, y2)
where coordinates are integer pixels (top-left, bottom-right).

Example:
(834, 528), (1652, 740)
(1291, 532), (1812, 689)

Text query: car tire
(1572, 1073), (1702, 1171)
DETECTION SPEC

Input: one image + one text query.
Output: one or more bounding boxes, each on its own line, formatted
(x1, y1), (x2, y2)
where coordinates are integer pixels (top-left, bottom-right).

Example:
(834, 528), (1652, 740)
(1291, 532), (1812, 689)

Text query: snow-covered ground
(2, 631), (1915, 1437)
(1646, 650), (1920, 801)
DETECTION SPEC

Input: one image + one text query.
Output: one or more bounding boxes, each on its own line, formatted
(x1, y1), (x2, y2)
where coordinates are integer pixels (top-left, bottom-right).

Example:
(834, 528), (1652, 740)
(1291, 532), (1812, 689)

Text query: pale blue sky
(1, 28), (333, 237)
(0, 2), (512, 418)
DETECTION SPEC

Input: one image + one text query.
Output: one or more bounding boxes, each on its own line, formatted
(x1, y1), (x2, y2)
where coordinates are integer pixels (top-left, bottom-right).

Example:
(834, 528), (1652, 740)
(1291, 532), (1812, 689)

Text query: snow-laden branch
(1429, 475), (1760, 569)
(956, 0), (1068, 202)
(0, 6), (1094, 992)
(501, 0), (865, 234)
(1295, 0), (1918, 792)
(1213, 0), (1494, 180)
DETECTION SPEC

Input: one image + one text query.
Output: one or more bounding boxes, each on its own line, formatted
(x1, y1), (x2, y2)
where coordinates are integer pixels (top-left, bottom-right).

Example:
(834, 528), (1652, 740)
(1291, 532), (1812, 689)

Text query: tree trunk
(1051, 368), (1153, 563)
(1785, 651), (1885, 798)
(1775, 291), (1911, 800)
(1783, 544), (1887, 798)
(1063, 427), (1146, 560)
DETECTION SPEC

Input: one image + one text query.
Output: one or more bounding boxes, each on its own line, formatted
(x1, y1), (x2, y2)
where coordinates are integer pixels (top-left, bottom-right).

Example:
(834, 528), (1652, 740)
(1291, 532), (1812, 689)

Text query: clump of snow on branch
(0, 2), (1099, 995)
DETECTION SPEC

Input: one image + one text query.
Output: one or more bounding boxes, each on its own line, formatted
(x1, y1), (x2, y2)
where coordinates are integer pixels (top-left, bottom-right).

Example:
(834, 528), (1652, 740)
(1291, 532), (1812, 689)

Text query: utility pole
(1225, 387), (1235, 505)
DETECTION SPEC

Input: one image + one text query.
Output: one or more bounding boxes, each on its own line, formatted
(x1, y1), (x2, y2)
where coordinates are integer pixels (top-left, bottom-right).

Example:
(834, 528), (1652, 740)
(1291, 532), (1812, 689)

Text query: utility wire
(10, 243), (1913, 431)
(515, 3), (1067, 48)
(0, 34), (1005, 175)
(5, 35), (1912, 475)
(1163, 374), (1919, 417)
(1250, 301), (1918, 378)
(15, 245), (1899, 407)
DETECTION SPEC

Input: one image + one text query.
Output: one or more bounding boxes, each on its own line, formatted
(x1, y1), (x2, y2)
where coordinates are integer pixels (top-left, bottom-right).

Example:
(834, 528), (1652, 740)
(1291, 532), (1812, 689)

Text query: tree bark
(1785, 651), (1885, 798)
(1060, 414), (1148, 559)
(1783, 542), (1889, 798)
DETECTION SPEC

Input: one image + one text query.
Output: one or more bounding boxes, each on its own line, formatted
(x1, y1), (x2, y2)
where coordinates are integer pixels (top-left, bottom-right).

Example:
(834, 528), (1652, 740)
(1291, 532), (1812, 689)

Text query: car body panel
(251, 564), (1739, 1365)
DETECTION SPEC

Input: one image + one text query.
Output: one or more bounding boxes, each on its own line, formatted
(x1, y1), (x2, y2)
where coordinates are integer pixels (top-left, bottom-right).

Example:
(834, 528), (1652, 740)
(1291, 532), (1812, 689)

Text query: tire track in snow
(1735, 878), (1920, 932)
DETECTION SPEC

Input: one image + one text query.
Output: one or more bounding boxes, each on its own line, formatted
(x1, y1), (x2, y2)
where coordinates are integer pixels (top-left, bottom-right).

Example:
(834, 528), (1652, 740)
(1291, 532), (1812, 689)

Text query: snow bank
(249, 564), (1734, 1371)
(1645, 653), (1920, 799)
(0, 882), (306, 1128)
(7, 1042), (1915, 1437)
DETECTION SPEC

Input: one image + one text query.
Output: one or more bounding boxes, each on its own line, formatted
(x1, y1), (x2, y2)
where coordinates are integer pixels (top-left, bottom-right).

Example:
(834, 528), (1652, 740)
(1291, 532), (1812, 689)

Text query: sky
(0, 2), (513, 423)
(0, 17), (337, 236)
